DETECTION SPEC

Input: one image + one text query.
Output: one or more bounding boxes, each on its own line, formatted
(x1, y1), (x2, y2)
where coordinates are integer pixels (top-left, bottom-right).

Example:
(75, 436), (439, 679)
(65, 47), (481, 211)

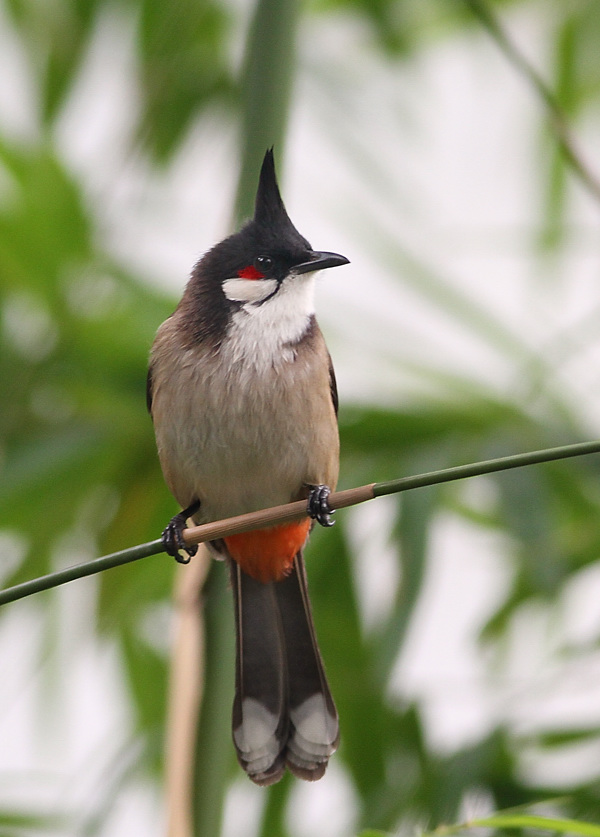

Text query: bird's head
(181, 149), (349, 344)
(201, 149), (348, 302)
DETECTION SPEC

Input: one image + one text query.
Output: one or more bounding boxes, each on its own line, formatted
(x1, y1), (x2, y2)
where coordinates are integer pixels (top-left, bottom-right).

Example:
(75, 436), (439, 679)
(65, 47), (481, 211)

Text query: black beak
(293, 251), (350, 275)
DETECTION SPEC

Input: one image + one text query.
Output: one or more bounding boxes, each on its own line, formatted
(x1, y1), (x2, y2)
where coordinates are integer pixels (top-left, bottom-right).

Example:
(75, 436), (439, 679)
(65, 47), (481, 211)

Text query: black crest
(253, 149), (310, 249)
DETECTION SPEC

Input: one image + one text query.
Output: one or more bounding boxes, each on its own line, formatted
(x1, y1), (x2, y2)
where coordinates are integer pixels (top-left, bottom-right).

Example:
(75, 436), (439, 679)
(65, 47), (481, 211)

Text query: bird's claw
(307, 484), (335, 528)
(162, 511), (198, 564)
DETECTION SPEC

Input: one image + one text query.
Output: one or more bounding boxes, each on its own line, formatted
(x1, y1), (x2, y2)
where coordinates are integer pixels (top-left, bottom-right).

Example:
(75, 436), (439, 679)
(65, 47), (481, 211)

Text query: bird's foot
(307, 484), (335, 528)
(162, 500), (200, 563)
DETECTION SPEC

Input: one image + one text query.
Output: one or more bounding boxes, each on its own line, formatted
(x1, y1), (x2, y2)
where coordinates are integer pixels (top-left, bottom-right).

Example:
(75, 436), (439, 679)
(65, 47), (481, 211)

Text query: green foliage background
(2, 0), (600, 835)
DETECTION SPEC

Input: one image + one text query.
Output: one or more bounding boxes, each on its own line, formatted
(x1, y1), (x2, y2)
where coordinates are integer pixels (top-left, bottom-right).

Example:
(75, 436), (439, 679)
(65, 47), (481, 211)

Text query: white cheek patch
(223, 277), (278, 303)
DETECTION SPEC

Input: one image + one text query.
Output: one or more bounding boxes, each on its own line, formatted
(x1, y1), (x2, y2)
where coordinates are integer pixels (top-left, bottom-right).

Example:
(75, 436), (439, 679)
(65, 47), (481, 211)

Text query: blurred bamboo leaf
(137, 0), (233, 158)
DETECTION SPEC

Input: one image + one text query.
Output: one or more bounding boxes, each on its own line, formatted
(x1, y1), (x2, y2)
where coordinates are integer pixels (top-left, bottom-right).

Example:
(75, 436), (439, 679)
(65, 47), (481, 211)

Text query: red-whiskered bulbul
(147, 149), (349, 785)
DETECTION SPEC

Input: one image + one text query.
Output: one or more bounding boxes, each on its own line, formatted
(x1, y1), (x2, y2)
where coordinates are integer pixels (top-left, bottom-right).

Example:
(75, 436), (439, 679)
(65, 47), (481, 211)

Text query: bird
(147, 149), (349, 785)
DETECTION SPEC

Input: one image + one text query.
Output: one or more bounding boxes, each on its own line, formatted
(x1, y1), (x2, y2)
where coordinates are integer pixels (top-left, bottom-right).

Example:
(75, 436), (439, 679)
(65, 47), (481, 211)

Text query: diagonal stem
(1, 439), (599, 607)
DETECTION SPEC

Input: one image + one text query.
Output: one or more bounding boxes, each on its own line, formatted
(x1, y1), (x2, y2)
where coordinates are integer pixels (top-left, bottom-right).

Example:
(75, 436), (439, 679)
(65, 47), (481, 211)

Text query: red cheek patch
(237, 265), (265, 280)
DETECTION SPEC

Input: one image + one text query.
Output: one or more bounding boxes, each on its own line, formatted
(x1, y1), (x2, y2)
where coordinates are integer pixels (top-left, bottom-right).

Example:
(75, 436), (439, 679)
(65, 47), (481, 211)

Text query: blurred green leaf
(0, 809), (66, 833)
(471, 814), (600, 837)
(137, 0), (233, 158)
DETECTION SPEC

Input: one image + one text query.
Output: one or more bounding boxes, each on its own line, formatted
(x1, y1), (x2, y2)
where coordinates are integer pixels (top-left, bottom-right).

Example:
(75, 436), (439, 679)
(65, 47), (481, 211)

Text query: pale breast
(150, 313), (339, 522)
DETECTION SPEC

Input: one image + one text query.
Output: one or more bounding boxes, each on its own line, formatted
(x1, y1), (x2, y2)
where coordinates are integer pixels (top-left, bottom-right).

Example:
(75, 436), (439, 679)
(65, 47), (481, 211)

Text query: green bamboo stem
(1, 440), (599, 608)
(0, 540), (164, 606)
(233, 0), (300, 224)
(373, 439), (600, 496)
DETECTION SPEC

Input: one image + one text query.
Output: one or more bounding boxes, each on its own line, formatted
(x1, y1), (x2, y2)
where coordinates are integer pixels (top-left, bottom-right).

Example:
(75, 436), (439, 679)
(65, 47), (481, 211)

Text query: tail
(230, 553), (339, 785)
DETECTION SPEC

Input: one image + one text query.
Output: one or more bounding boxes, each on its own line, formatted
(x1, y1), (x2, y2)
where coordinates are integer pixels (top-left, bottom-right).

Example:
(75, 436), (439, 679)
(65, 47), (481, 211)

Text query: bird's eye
(254, 255), (273, 271)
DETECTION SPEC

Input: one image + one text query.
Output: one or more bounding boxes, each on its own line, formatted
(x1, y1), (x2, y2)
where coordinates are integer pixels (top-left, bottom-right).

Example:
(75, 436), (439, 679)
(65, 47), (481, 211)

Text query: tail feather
(229, 553), (339, 785)
(230, 562), (288, 785)
(275, 554), (339, 779)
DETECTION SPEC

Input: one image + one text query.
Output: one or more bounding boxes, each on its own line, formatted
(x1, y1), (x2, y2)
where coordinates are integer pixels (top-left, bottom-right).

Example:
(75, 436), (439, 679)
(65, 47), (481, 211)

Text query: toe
(307, 485), (335, 528)
(162, 514), (198, 562)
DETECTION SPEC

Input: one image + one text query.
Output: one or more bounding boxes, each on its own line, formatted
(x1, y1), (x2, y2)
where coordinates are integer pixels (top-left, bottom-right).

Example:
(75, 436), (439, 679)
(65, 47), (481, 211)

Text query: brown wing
(146, 364), (154, 416)
(328, 354), (338, 417)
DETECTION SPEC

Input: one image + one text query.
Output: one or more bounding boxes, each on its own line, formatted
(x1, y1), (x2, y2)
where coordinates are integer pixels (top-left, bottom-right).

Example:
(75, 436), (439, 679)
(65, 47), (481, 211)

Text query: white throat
(222, 274), (316, 370)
